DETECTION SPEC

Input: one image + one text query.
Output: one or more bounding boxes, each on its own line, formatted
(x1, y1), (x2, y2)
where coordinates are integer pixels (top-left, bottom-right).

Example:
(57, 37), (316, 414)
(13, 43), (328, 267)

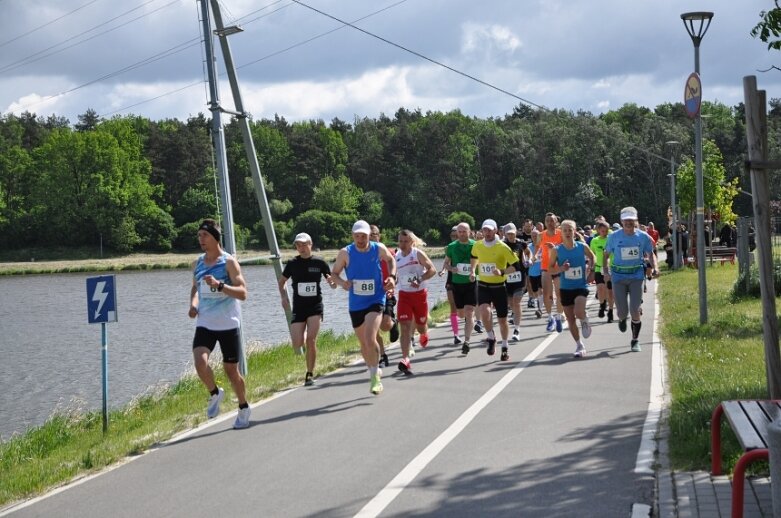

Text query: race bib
(620, 246), (640, 261)
(478, 263), (497, 275)
(353, 279), (376, 296)
(506, 271), (523, 283)
(297, 282), (317, 297)
(564, 266), (583, 280)
(456, 263), (471, 275)
(401, 273), (419, 287)
(199, 280), (226, 299)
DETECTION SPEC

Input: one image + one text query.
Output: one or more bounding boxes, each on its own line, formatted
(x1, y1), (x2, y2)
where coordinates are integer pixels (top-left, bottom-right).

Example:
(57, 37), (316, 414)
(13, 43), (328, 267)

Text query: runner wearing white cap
(470, 219), (519, 361)
(330, 220), (397, 394)
(279, 232), (332, 386)
(604, 207), (658, 352)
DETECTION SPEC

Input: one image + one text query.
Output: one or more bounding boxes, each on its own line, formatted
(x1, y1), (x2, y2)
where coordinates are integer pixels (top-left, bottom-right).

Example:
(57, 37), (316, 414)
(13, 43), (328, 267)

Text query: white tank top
(395, 248), (427, 293)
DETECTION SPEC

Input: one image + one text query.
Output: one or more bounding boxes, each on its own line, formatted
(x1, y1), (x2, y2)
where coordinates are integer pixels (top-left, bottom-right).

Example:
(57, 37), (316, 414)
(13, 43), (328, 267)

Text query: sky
(0, 0), (779, 125)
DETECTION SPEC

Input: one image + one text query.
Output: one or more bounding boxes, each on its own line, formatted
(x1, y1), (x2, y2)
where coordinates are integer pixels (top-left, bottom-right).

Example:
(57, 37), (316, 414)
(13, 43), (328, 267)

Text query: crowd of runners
(188, 207), (660, 425)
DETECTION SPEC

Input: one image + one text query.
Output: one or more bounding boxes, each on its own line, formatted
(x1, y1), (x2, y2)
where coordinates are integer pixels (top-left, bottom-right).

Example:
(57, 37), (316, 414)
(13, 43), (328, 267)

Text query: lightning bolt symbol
(93, 281), (108, 319)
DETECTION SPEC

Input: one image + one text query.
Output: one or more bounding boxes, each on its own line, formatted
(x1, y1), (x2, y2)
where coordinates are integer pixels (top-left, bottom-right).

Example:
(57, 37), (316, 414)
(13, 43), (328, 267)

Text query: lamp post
(681, 11), (713, 324)
(666, 140), (680, 269)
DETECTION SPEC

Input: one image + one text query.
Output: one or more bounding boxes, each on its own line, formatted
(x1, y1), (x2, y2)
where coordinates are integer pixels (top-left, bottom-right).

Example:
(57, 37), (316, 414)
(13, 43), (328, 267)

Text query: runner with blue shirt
(603, 207), (658, 352)
(330, 220), (397, 394)
(549, 220), (596, 357)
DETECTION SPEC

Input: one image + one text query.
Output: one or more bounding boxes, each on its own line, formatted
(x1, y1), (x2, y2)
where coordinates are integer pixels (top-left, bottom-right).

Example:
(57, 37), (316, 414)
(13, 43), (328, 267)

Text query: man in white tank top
(395, 230), (436, 375)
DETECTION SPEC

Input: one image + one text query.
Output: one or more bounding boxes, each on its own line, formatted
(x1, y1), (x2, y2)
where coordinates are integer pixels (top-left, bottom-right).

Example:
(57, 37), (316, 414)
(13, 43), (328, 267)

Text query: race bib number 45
(620, 246), (640, 261)
(353, 279), (375, 295)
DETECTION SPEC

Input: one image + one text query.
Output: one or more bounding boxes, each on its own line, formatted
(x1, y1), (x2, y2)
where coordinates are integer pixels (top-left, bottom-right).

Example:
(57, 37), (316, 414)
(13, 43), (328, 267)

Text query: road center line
(355, 328), (561, 518)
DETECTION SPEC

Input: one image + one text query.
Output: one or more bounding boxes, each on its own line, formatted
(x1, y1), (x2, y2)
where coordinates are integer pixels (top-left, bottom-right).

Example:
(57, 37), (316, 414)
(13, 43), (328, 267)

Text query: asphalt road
(5, 282), (659, 518)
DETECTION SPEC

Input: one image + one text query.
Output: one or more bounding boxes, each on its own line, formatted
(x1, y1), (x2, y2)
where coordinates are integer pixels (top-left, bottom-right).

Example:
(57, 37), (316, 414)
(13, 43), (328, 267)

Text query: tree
(676, 139), (738, 224)
(75, 109), (101, 132)
(311, 175), (362, 215)
(752, 2), (781, 51)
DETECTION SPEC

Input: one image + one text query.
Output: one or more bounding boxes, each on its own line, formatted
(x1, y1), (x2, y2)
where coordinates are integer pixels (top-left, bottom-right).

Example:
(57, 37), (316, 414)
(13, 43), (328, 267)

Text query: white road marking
(354, 328), (562, 518)
(635, 280), (665, 473)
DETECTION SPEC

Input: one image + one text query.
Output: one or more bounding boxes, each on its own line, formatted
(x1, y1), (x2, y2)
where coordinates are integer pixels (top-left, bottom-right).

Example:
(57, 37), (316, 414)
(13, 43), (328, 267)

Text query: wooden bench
(687, 246), (737, 267)
(711, 400), (780, 517)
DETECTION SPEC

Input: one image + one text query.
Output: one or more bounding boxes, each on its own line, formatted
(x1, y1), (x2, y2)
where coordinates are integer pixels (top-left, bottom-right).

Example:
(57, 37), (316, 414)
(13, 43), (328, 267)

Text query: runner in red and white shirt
(395, 229), (436, 375)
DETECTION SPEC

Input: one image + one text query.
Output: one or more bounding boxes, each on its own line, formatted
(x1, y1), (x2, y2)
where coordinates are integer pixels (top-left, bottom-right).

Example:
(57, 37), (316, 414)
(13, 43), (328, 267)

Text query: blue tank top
(605, 230), (653, 280)
(528, 242), (541, 276)
(193, 251), (241, 330)
(345, 241), (386, 311)
(556, 241), (588, 290)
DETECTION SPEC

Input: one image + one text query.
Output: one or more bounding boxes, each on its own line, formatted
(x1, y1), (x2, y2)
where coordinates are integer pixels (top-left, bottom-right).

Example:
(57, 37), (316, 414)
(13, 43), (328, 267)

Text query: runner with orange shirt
(538, 212), (564, 333)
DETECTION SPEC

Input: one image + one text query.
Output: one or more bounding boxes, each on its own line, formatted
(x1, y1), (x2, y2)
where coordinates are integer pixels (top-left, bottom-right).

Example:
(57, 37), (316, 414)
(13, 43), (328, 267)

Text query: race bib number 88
(353, 279), (375, 295)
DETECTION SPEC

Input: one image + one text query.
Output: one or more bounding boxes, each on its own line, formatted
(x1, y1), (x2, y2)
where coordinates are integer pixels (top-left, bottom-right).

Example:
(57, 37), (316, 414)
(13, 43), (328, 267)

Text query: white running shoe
(206, 387), (224, 419)
(233, 406), (251, 429)
(511, 329), (520, 342)
(573, 343), (587, 358)
(581, 320), (592, 339)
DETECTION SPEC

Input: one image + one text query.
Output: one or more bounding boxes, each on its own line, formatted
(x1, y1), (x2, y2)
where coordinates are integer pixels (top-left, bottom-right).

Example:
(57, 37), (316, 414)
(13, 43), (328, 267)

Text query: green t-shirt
(589, 234), (609, 272)
(446, 239), (475, 284)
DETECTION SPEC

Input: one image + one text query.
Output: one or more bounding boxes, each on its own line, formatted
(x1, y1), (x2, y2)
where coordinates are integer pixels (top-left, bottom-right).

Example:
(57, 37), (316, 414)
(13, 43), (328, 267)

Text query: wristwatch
(217, 281), (225, 292)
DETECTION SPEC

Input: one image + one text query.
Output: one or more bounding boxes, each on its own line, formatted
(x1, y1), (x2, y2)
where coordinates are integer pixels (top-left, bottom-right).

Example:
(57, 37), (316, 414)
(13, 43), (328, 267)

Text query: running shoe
(527, 299), (535, 308)
(398, 358), (412, 375)
(555, 317), (563, 333)
(511, 329), (520, 342)
(453, 335), (462, 345)
(581, 320), (592, 339)
(573, 343), (586, 358)
(508, 317), (514, 325)
(389, 320), (400, 343)
(206, 387), (224, 418)
(500, 347), (510, 361)
(370, 374), (383, 394)
(546, 316), (555, 332)
(535, 309), (543, 319)
(607, 309), (614, 323)
(631, 340), (641, 352)
(233, 406), (251, 429)
(474, 321), (484, 333)
(420, 334), (429, 348)
(304, 371), (315, 386)
(487, 338), (496, 356)
(461, 341), (470, 355)
(618, 318), (627, 333)
(598, 303), (606, 319)
(380, 353), (390, 368)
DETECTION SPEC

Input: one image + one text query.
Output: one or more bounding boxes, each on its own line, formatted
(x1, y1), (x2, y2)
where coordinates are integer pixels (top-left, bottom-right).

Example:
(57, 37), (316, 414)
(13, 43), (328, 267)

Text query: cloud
(461, 23), (522, 55)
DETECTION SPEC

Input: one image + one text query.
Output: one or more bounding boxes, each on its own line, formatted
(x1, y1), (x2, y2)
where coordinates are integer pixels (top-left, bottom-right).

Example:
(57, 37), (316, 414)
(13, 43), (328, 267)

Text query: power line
(0, 0), (102, 49)
(0, 0), (172, 75)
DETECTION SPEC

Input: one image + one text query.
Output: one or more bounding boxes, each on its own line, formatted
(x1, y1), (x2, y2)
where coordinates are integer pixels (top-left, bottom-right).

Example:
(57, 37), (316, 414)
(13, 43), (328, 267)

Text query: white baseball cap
(293, 232), (312, 243)
(504, 222), (517, 234)
(481, 219), (498, 231)
(352, 220), (371, 235)
(620, 207), (639, 221)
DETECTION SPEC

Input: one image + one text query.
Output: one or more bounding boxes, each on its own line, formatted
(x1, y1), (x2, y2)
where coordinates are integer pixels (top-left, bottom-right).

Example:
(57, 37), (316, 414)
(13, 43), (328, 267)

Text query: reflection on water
(0, 265), (445, 441)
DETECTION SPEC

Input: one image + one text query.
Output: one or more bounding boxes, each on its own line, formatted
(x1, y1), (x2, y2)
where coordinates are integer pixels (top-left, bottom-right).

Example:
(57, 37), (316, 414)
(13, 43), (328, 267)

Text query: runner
(278, 232), (332, 386)
(330, 220), (397, 394)
(519, 219), (536, 308)
(439, 226), (461, 345)
(188, 219), (251, 429)
(589, 220), (615, 322)
(442, 222), (477, 354)
(395, 230), (437, 375)
(503, 223), (530, 342)
(469, 219), (519, 361)
(539, 212), (564, 333)
(370, 224), (399, 368)
(527, 229), (544, 318)
(549, 219), (596, 357)
(604, 207), (658, 352)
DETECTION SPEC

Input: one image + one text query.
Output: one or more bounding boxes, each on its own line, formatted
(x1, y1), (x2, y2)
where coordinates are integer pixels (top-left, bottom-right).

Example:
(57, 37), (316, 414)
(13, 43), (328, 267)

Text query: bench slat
(757, 400), (781, 422)
(722, 401), (766, 451)
(739, 401), (771, 448)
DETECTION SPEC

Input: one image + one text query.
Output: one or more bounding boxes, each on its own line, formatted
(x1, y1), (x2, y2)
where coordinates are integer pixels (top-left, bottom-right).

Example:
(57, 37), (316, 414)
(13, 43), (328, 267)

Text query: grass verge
(0, 301), (448, 508)
(658, 263), (771, 473)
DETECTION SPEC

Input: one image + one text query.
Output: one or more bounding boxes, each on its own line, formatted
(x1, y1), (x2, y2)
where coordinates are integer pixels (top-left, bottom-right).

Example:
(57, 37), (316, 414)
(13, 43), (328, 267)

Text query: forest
(0, 99), (778, 253)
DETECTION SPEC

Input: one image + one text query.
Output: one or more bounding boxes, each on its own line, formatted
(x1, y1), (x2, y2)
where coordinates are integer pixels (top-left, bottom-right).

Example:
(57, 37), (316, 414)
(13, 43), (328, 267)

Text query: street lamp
(665, 140), (680, 269)
(681, 11), (713, 324)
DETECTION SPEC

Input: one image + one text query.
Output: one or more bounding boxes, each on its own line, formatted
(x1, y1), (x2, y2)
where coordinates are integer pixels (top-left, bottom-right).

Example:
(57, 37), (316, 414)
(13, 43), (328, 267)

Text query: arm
(548, 248), (561, 274)
(417, 250), (437, 283)
(440, 255), (452, 276)
(469, 255), (478, 282)
(278, 275), (290, 308)
(378, 243), (397, 291)
(188, 261), (199, 318)
(330, 249), (352, 290)
(223, 256), (248, 301)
